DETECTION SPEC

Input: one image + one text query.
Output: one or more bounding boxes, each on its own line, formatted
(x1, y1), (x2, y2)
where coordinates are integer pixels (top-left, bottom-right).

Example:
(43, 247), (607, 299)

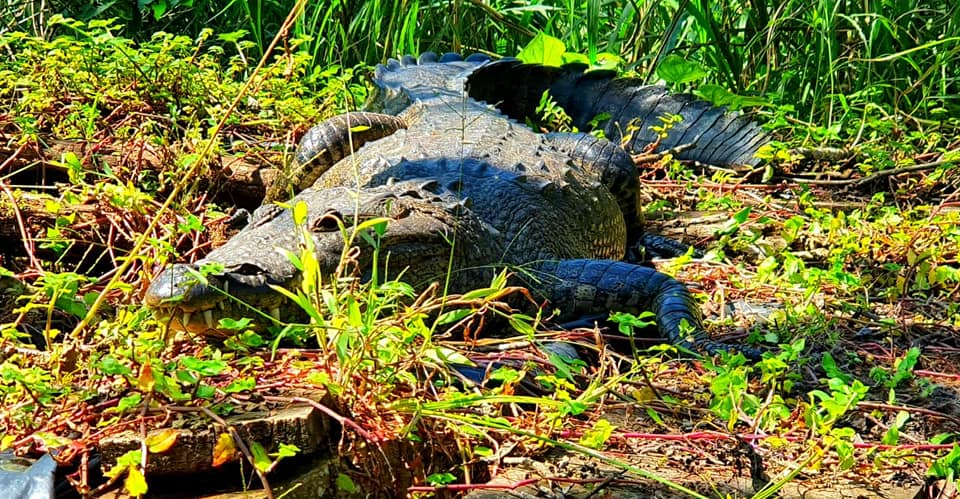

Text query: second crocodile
(145, 52), (768, 359)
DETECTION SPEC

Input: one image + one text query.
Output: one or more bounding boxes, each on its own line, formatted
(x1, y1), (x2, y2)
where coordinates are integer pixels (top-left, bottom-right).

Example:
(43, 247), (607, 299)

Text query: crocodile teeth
(270, 307), (282, 321)
(223, 280), (229, 294)
(203, 310), (215, 328)
(182, 311), (192, 326)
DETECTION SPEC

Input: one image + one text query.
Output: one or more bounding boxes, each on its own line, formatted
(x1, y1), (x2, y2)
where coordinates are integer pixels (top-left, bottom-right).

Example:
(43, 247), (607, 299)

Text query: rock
(100, 404), (333, 475)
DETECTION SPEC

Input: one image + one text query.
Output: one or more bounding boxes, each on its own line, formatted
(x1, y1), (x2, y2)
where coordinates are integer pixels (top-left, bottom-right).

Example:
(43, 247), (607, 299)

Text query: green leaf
(249, 441), (271, 471)
(99, 356), (132, 376)
(423, 346), (472, 366)
(561, 399), (588, 417)
(489, 367), (521, 384)
(560, 52), (589, 65)
(216, 30), (249, 44)
(579, 418), (616, 449)
(337, 473), (358, 492)
(508, 314), (536, 338)
(223, 377), (256, 393)
(150, 0), (167, 21)
(62, 151), (83, 184)
(518, 32), (566, 66)
(427, 472), (456, 486)
(117, 393), (143, 412)
(435, 309), (473, 325)
(218, 317), (253, 331)
(656, 55), (709, 84)
(180, 357), (228, 376)
(928, 444), (960, 480)
(820, 353), (852, 383)
(272, 443), (300, 460)
(177, 214), (204, 233)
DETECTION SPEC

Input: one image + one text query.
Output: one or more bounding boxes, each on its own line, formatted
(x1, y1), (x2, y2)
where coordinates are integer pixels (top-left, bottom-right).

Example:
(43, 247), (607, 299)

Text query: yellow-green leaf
(212, 433), (237, 467)
(124, 467), (148, 496)
(145, 429), (179, 454)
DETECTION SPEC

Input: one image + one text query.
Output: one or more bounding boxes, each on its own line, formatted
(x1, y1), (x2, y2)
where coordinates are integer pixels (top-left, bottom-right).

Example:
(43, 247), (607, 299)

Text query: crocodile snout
(145, 263), (289, 335)
(145, 264), (213, 309)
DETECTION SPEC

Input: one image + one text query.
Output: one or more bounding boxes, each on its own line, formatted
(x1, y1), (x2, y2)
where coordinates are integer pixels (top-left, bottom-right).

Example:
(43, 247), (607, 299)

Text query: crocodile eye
(313, 210), (343, 232)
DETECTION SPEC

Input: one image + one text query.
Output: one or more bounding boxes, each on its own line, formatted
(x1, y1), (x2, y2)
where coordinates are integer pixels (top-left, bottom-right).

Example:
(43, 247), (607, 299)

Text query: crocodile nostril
(313, 210), (343, 232)
(231, 263), (266, 276)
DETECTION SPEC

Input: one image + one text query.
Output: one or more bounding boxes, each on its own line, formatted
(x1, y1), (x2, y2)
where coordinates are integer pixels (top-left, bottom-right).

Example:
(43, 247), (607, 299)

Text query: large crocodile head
(144, 181), (496, 336)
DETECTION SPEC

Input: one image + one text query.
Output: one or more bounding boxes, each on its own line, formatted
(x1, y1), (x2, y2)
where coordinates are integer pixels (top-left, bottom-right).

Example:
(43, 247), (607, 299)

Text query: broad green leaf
(99, 356), (132, 376)
(696, 84), (769, 109)
(218, 317), (253, 330)
(518, 32), (566, 66)
(423, 346), (473, 366)
(561, 52), (589, 65)
(196, 384), (216, 399)
(337, 473), (358, 492)
(656, 55), (708, 84)
(293, 201), (308, 226)
(117, 393), (142, 412)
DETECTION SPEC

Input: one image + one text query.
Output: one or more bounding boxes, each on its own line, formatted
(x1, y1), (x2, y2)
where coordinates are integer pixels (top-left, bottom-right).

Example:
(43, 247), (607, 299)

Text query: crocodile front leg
(266, 112), (407, 202)
(534, 259), (763, 359)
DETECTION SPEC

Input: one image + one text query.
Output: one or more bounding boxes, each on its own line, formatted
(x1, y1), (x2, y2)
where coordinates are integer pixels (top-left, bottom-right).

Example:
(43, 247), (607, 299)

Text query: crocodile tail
(533, 259), (764, 360)
(467, 60), (768, 166)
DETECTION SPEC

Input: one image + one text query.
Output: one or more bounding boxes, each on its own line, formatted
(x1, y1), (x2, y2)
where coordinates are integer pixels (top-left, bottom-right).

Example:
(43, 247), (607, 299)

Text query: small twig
(165, 405), (275, 499)
(632, 142), (696, 163)
(790, 158), (952, 186)
(0, 177), (43, 269)
(260, 395), (378, 442)
(407, 477), (539, 493)
(198, 406), (274, 499)
(856, 401), (960, 427)
(581, 470), (629, 499)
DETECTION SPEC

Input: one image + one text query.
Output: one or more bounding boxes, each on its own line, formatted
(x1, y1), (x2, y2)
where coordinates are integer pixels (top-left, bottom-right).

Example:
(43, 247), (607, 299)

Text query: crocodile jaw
(144, 262), (296, 337)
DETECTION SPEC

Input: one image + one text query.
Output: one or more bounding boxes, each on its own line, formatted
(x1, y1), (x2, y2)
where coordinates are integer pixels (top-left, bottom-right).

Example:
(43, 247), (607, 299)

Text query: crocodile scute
(145, 52), (767, 359)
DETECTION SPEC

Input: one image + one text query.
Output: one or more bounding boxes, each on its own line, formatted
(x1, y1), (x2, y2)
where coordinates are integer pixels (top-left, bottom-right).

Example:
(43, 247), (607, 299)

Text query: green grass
(19, 0), (958, 135)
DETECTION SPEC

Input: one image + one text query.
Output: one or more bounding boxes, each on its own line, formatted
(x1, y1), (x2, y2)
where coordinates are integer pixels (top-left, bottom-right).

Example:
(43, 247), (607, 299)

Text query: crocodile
(145, 52), (768, 359)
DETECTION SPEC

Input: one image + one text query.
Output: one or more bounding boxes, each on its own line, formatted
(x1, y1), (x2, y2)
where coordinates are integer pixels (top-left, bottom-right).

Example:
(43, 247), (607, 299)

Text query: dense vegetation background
(0, 1), (958, 497)
(5, 0), (958, 126)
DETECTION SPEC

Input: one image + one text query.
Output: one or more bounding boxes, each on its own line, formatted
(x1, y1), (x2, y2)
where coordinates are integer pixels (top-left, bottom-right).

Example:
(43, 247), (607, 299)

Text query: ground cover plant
(0, 1), (959, 497)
